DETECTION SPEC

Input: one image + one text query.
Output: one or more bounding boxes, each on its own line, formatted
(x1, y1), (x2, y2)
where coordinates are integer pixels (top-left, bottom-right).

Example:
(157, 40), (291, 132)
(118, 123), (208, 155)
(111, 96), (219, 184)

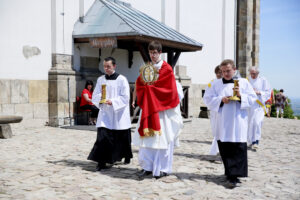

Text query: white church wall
(0, 0), (52, 80)
(0, 0), (235, 84)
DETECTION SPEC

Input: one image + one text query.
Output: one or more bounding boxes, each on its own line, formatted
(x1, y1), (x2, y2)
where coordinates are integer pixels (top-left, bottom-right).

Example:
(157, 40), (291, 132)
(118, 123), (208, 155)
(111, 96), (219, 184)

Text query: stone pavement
(0, 118), (299, 199)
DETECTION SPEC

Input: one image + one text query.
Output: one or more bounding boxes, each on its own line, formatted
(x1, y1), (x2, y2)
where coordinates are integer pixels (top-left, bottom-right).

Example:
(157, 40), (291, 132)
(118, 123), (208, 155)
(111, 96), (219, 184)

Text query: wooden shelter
(73, 0), (203, 118)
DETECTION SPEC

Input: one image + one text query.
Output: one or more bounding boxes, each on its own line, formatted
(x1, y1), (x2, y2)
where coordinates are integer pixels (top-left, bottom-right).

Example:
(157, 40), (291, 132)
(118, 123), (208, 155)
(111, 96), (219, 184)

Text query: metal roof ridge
(108, 0), (131, 8)
(104, 0), (161, 37)
(99, 0), (138, 35)
(102, 0), (202, 46)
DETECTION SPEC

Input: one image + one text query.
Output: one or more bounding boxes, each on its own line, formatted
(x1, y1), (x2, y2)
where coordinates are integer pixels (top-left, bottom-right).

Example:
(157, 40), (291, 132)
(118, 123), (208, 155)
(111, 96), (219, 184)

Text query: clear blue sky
(260, 0), (300, 98)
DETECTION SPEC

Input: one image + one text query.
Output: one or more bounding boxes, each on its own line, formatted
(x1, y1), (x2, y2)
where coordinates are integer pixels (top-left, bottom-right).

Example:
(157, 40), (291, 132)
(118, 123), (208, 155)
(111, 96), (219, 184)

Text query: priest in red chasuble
(132, 41), (183, 179)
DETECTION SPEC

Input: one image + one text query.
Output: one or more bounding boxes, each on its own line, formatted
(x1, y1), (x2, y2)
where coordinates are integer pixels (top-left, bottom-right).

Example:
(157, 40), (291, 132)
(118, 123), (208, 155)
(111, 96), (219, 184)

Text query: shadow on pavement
(173, 172), (231, 188)
(180, 139), (212, 145)
(48, 159), (96, 172)
(174, 152), (222, 163)
(47, 159), (141, 180)
(47, 159), (234, 188)
(60, 125), (97, 132)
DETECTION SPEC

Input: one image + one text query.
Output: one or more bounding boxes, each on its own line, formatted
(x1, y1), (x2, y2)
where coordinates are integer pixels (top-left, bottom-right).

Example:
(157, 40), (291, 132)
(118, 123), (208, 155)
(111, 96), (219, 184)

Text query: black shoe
(226, 177), (241, 189)
(138, 169), (152, 178)
(226, 180), (237, 189)
(124, 158), (131, 164)
(154, 171), (168, 179)
(96, 163), (108, 171)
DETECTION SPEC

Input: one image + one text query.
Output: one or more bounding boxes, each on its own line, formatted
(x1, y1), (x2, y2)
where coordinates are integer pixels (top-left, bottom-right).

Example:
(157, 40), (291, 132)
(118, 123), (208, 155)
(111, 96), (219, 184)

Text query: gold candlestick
(229, 79), (241, 101)
(99, 84), (107, 104)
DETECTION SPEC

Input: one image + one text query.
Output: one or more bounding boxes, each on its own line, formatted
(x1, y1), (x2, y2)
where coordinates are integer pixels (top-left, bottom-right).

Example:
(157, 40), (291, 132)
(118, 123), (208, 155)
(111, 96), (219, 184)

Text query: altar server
(203, 59), (257, 187)
(88, 57), (132, 171)
(205, 65), (222, 155)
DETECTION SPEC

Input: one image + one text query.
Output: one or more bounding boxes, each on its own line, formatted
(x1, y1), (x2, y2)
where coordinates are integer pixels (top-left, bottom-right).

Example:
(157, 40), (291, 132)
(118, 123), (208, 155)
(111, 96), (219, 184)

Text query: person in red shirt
(80, 80), (99, 125)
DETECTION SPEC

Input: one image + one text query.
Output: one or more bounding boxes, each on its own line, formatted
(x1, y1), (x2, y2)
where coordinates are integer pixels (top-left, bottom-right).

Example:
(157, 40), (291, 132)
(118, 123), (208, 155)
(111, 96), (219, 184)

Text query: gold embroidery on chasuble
(139, 64), (159, 84)
(142, 128), (162, 137)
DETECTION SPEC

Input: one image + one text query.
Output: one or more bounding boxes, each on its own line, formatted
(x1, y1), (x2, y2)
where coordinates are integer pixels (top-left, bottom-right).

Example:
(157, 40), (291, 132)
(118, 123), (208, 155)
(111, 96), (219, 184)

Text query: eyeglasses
(149, 51), (159, 55)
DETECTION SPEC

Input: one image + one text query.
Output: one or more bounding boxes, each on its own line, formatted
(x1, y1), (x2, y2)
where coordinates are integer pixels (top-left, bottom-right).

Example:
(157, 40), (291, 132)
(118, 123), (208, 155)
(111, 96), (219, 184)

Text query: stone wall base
(0, 79), (49, 121)
(189, 83), (207, 118)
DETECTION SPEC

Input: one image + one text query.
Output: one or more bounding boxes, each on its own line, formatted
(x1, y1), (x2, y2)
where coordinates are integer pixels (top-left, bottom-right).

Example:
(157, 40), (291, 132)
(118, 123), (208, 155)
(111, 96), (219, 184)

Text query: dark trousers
(80, 105), (99, 118)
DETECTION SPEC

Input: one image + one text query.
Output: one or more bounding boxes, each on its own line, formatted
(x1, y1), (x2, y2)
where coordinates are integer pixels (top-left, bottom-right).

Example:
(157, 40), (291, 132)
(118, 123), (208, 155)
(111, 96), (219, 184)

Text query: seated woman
(80, 80), (99, 125)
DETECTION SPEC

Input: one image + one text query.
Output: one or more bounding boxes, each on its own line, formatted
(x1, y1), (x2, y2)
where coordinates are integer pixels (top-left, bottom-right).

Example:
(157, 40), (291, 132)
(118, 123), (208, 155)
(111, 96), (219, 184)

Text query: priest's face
(149, 50), (161, 64)
(103, 60), (116, 75)
(221, 64), (236, 80)
(250, 69), (259, 79)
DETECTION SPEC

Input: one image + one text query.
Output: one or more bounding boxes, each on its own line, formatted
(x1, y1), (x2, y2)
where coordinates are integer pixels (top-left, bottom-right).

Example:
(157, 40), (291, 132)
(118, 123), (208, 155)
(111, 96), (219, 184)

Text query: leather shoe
(226, 177), (241, 189)
(96, 163), (108, 171)
(138, 169), (152, 178)
(124, 158), (131, 164)
(154, 171), (168, 179)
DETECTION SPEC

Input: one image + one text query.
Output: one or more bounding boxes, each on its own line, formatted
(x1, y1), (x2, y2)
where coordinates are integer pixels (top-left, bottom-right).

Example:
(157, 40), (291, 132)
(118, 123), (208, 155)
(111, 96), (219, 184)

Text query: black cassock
(217, 141), (248, 178)
(88, 127), (133, 164)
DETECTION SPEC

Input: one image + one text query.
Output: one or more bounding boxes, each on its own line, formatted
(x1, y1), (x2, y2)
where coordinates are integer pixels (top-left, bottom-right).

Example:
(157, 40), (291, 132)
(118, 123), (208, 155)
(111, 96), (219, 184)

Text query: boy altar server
(203, 59), (257, 188)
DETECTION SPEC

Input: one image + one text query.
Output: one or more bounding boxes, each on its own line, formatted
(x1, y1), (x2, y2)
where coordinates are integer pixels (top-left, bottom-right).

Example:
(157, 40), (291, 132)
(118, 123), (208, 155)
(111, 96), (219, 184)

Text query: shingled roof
(73, 0), (203, 52)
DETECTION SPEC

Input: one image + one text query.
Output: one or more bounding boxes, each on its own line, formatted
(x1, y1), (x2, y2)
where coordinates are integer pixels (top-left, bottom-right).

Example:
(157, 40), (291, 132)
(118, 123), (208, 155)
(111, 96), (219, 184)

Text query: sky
(260, 0), (300, 98)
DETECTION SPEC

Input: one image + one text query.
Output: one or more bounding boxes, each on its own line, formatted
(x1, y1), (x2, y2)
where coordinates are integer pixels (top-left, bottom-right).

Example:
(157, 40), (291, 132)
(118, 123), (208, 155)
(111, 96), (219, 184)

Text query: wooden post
(137, 43), (150, 62)
(167, 50), (181, 69)
(173, 51), (181, 67)
(128, 49), (133, 68)
(167, 50), (174, 68)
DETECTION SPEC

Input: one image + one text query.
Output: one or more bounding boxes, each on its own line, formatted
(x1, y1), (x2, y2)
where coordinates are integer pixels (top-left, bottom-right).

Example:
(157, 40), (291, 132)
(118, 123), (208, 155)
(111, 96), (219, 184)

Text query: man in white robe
(132, 41), (183, 179)
(247, 67), (271, 149)
(88, 57), (132, 171)
(204, 59), (257, 188)
(206, 65), (222, 155)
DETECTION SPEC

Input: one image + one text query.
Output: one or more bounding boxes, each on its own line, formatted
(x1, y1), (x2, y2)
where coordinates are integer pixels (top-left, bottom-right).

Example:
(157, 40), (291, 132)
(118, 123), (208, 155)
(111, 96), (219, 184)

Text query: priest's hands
(106, 99), (112, 105)
(222, 96), (230, 104)
(233, 86), (241, 98)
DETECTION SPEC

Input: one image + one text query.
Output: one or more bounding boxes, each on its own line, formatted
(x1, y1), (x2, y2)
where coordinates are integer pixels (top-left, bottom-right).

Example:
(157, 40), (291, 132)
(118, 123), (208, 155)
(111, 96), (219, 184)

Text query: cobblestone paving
(0, 118), (299, 199)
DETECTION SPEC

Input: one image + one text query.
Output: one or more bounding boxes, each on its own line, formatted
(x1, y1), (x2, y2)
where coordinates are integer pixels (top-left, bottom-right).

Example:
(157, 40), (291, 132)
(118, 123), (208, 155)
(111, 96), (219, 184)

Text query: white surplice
(132, 60), (183, 176)
(203, 78), (257, 143)
(92, 74), (131, 130)
(205, 79), (219, 155)
(247, 76), (271, 143)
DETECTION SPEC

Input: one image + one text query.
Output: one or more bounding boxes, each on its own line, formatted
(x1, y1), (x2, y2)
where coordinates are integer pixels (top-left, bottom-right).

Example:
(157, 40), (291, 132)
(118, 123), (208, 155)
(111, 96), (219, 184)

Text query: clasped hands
(105, 99), (112, 105)
(254, 88), (261, 95)
(222, 86), (241, 104)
